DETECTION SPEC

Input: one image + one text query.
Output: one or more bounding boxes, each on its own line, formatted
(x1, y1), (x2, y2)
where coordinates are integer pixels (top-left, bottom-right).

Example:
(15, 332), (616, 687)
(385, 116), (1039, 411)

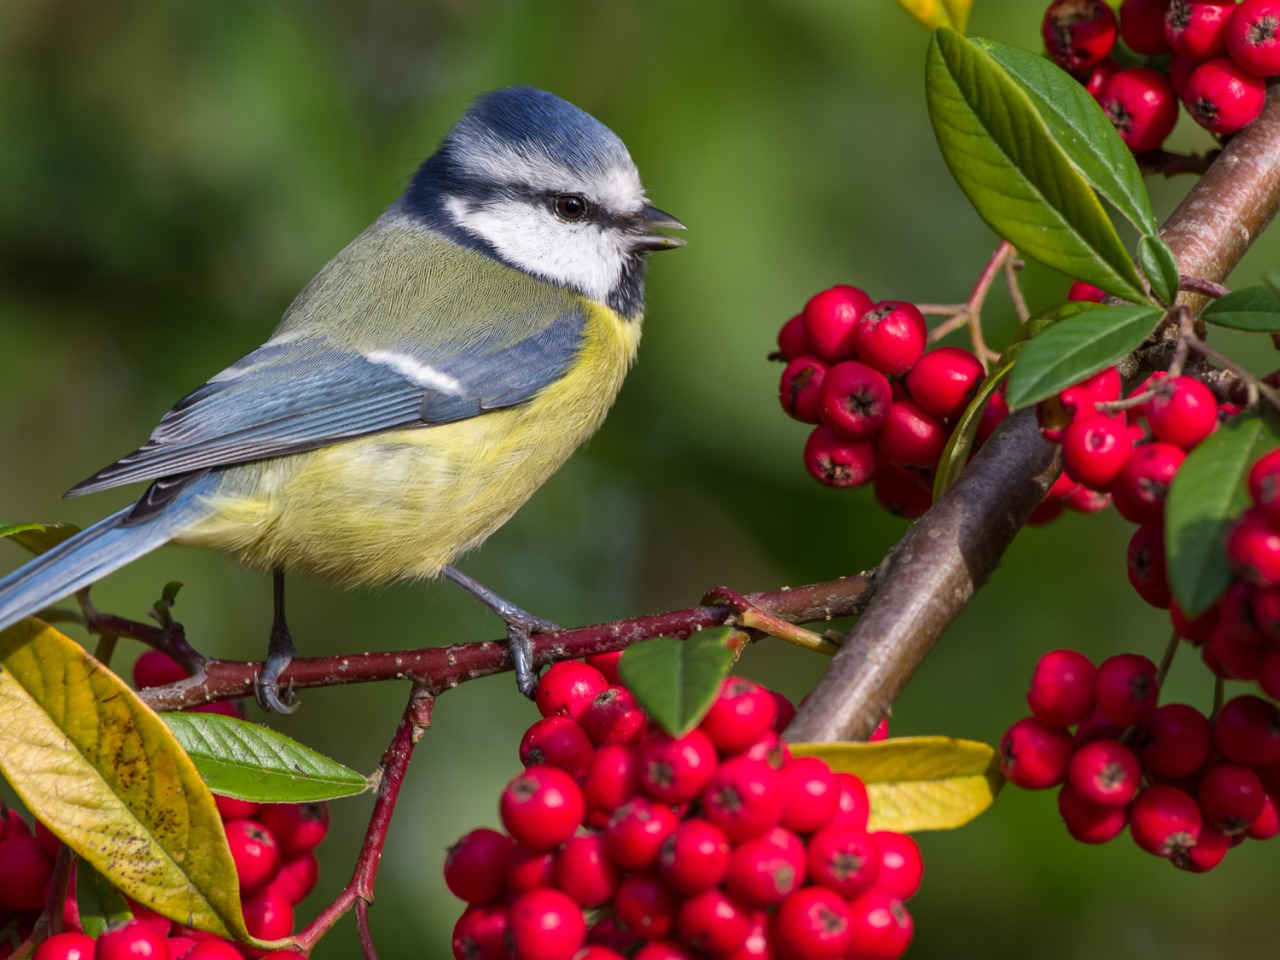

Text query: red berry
(213, 794), (258, 821)
(1067, 280), (1108, 302)
(639, 729), (718, 805)
(806, 823), (880, 898)
(779, 356), (827, 424)
(770, 690), (797, 734)
(454, 906), (510, 960)
(1226, 508), (1280, 587)
(872, 831), (924, 900)
(614, 875), (676, 940)
(1175, 824), (1232, 873)
(604, 799), (679, 872)
(537, 662), (609, 721)
(701, 756), (786, 842)
(1095, 653), (1159, 726)
(183, 942), (241, 960)
(1249, 447), (1280, 525)
(779, 756), (839, 834)
(845, 890), (913, 960)
(444, 828), (515, 905)
(677, 890), (751, 957)
(868, 717), (890, 742)
(803, 425), (876, 488)
(554, 834), (619, 908)
(802, 286), (872, 364)
(873, 463), (934, 519)
(1027, 649), (1097, 728)
(584, 651), (623, 685)
(771, 888), (852, 960)
(133, 649), (189, 688)
(1099, 67), (1179, 153)
(1214, 695), (1280, 766)
(1061, 414), (1133, 490)
(242, 886), (294, 941)
(777, 314), (810, 362)
(521, 717), (596, 778)
(1057, 782), (1129, 843)
(33, 933), (96, 960)
(96, 920), (171, 960)
(658, 818), (731, 894)
(905, 346), (985, 421)
(579, 686), (647, 747)
(500, 766), (586, 851)
(508, 847), (557, 894)
(1164, 0), (1234, 60)
(1170, 53), (1199, 96)
(1171, 597), (1219, 642)
(976, 392), (1009, 446)
(852, 301), (927, 376)
(582, 745), (640, 823)
(1130, 784), (1202, 859)
(1112, 442), (1185, 525)
(1068, 739), (1142, 806)
(1227, 0), (1280, 77)
(1198, 763), (1266, 834)
(725, 832), (807, 908)
(224, 819), (281, 895)
(819, 361), (893, 441)
(256, 802), (329, 858)
(1247, 791), (1280, 839)
(1043, 0), (1119, 70)
(1120, 0), (1174, 53)
(1184, 57), (1268, 134)
(1147, 376), (1219, 449)
(1000, 717), (1074, 789)
(1074, 707), (1126, 748)
(509, 889), (587, 960)
(830, 773), (872, 831)
(876, 398), (948, 471)
(1126, 525), (1172, 608)
(270, 852), (320, 905)
(1138, 703), (1212, 779)
(634, 944), (696, 960)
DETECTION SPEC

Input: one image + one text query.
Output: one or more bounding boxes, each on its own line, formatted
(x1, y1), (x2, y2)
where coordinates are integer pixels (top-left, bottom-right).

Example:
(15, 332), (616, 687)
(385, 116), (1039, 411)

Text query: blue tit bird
(0, 85), (685, 711)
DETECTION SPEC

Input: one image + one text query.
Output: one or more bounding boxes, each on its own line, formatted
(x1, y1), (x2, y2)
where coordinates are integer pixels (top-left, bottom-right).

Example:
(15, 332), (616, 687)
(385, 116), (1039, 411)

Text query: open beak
(629, 203), (687, 252)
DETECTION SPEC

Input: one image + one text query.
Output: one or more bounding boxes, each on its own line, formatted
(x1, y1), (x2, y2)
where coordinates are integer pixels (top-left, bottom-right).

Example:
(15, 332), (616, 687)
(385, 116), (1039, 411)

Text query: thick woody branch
(786, 84), (1280, 744)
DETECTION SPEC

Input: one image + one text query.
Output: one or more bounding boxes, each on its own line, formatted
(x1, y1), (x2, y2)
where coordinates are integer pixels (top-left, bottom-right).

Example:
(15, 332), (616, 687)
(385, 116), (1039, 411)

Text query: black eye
(553, 194), (589, 221)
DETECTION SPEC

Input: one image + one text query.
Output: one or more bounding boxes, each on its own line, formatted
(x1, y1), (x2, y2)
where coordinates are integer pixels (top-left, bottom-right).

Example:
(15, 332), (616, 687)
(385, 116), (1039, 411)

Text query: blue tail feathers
(0, 488), (208, 633)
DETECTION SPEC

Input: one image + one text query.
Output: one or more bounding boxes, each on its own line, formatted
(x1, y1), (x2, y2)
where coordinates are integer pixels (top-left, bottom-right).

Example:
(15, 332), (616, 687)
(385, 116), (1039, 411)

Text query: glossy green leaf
(926, 29), (1147, 303)
(76, 860), (134, 939)
(1139, 235), (1181, 306)
(1005, 305), (1165, 408)
(934, 360), (1014, 499)
(1166, 411), (1280, 617)
(0, 619), (259, 942)
(161, 713), (370, 803)
(0, 520), (80, 556)
(618, 629), (736, 738)
(793, 737), (1002, 832)
(1200, 286), (1280, 331)
(975, 38), (1156, 234)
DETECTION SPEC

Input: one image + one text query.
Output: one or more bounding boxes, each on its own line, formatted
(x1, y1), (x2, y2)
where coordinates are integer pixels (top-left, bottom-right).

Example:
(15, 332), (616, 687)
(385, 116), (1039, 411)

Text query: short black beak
(630, 203), (686, 252)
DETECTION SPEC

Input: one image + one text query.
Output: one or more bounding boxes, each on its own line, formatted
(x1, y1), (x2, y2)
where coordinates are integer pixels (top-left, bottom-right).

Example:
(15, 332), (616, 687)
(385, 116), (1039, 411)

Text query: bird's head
(401, 86), (684, 319)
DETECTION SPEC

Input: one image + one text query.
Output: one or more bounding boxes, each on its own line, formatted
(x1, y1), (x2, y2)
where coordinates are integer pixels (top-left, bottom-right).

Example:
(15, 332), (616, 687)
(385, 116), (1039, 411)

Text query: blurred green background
(3, 1), (1280, 958)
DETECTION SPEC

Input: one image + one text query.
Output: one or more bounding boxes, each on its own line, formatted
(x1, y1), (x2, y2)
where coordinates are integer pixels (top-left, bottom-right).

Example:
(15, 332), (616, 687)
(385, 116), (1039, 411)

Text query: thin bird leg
(443, 565), (559, 698)
(256, 567), (300, 714)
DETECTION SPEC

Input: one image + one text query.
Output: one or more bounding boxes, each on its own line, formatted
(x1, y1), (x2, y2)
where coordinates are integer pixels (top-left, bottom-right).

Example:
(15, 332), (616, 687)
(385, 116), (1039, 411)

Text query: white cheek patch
(446, 196), (627, 305)
(364, 350), (465, 395)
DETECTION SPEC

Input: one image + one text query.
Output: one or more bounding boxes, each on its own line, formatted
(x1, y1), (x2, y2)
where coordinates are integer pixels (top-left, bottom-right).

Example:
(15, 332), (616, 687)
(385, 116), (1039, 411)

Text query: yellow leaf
(890, 0), (953, 31)
(0, 619), (265, 943)
(793, 736), (1003, 832)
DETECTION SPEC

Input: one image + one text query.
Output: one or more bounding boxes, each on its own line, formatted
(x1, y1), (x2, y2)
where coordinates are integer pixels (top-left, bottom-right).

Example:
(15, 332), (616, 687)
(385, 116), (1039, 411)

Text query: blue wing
(68, 305), (588, 498)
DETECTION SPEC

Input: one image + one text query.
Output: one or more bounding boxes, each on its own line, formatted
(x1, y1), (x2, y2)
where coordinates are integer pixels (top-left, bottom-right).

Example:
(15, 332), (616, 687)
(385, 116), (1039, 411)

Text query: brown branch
(125, 573), (874, 711)
(786, 83), (1280, 744)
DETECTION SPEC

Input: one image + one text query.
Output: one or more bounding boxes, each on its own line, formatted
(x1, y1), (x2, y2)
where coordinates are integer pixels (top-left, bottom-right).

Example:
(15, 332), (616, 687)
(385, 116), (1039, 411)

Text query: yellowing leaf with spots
(0, 619), (262, 943)
(892, 0), (970, 33)
(793, 736), (1003, 832)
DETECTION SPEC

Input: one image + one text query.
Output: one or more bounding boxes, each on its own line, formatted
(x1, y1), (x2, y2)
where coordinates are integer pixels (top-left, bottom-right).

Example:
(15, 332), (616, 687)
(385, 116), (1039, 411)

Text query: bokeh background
(3, 1), (1280, 957)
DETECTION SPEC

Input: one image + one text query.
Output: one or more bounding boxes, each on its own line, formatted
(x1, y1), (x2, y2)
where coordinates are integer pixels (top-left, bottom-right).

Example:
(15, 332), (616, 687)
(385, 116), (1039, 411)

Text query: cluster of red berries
(1041, 0), (1280, 149)
(773, 284), (1003, 518)
(448, 659), (919, 960)
(1000, 647), (1280, 870)
(1, 788), (324, 959)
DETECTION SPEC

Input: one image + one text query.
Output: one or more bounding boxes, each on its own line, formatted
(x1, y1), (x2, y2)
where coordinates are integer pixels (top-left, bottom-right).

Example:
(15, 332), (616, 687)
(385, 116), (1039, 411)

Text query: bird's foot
(255, 624), (300, 714)
(502, 610), (562, 699)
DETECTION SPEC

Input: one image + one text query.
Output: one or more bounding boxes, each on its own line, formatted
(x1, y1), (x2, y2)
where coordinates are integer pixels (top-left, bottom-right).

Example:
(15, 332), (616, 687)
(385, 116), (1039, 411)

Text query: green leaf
(1166, 411), (1280, 617)
(1139, 235), (1181, 306)
(1264, 264), (1280, 301)
(161, 713), (370, 803)
(0, 521), (80, 556)
(76, 860), (134, 939)
(975, 38), (1156, 235)
(617, 630), (736, 738)
(1200, 286), (1280, 332)
(926, 29), (1148, 303)
(0, 619), (260, 943)
(1005, 304), (1165, 408)
(933, 360), (1014, 499)
(793, 737), (1002, 832)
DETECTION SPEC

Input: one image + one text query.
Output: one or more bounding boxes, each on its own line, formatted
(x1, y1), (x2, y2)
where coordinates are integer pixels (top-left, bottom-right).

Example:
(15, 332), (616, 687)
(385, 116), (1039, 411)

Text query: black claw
(254, 669), (299, 714)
